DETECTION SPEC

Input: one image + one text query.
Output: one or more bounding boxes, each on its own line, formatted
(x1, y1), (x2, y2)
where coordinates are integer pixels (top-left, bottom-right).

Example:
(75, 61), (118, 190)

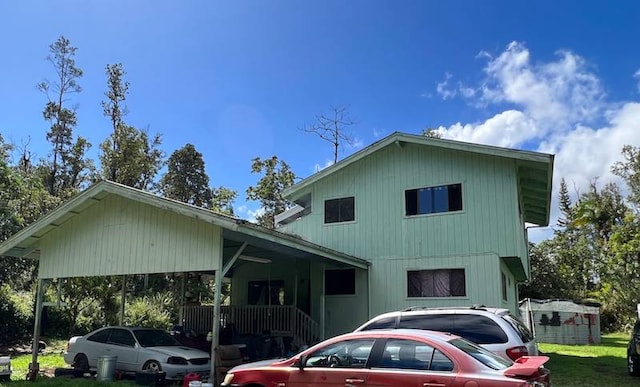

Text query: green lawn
(1, 333), (636, 386)
(539, 333), (634, 387)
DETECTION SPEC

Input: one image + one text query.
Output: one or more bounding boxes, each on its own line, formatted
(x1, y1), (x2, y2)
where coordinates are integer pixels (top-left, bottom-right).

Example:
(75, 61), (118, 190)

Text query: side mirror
(297, 355), (307, 370)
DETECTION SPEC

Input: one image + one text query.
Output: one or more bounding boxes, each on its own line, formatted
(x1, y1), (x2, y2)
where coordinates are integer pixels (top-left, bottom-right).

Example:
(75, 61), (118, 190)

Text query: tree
(612, 145), (640, 209)
(421, 128), (443, 138)
(37, 36), (92, 198)
(556, 178), (573, 227)
(302, 106), (357, 164)
(159, 144), (214, 207)
(158, 144), (237, 214)
(211, 186), (237, 215)
(519, 241), (566, 300)
(99, 63), (163, 189)
(246, 156), (296, 228)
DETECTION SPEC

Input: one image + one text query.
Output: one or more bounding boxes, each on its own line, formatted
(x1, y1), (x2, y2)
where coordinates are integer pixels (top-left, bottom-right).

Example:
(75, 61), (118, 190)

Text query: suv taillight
(506, 346), (528, 360)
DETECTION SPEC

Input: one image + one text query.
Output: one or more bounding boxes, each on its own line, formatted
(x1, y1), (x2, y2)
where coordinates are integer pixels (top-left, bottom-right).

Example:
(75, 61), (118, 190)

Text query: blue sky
(2, 1), (640, 241)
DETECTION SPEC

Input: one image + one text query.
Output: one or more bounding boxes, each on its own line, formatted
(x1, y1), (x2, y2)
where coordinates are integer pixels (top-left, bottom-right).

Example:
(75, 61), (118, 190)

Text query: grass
(539, 333), (633, 387)
(0, 333), (636, 386)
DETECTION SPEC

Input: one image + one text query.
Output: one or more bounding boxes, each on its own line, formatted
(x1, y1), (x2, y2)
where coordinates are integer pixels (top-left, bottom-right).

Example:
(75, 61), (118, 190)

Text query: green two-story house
(0, 131), (553, 350)
(273, 132), (553, 337)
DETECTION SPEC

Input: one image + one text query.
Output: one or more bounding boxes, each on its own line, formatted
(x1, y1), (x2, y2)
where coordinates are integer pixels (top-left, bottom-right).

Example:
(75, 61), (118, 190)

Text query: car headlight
(222, 372), (234, 385)
(167, 356), (189, 365)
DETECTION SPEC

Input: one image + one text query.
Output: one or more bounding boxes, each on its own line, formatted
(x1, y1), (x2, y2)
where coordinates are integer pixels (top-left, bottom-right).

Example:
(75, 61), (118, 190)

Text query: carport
(0, 180), (369, 380)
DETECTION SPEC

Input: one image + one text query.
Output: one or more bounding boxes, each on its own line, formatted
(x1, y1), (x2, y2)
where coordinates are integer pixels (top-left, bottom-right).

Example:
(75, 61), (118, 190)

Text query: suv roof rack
(401, 305), (489, 312)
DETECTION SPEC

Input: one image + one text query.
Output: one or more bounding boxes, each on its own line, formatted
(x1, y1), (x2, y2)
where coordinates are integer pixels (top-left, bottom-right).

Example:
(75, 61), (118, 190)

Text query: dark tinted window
(453, 314), (508, 344)
(325, 197), (355, 223)
(134, 329), (180, 347)
(361, 316), (397, 330)
(398, 314), (453, 332)
(325, 269), (355, 295)
(449, 338), (512, 370)
(87, 329), (111, 343)
(405, 184), (462, 216)
(108, 329), (136, 347)
(502, 314), (534, 342)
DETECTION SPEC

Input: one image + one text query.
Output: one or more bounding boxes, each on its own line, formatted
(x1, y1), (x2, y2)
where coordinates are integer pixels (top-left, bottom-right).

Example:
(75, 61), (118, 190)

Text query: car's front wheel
(628, 353), (640, 376)
(142, 360), (162, 373)
(73, 354), (89, 372)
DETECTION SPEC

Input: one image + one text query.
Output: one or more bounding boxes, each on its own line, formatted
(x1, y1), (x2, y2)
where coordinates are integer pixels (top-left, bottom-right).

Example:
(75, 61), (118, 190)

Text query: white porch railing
(181, 305), (320, 346)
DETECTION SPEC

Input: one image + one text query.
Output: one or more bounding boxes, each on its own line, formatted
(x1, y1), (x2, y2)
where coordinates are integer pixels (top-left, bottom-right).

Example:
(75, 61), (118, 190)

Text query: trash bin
(97, 355), (117, 382)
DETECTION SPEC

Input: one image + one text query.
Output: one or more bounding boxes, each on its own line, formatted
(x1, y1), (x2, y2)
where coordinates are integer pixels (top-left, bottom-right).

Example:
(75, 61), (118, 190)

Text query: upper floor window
(325, 196), (355, 223)
(405, 183), (462, 216)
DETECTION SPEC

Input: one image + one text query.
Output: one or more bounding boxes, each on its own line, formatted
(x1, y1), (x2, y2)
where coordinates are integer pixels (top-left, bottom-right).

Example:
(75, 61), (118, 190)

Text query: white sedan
(63, 326), (211, 380)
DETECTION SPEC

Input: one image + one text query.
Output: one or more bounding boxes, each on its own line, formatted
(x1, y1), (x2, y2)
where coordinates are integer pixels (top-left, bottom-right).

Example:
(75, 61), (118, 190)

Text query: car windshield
(133, 329), (181, 347)
(448, 338), (513, 370)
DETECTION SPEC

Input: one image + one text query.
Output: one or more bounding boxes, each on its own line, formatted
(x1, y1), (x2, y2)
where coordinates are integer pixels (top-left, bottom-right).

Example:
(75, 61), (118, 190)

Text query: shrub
(0, 284), (31, 343)
(124, 292), (174, 329)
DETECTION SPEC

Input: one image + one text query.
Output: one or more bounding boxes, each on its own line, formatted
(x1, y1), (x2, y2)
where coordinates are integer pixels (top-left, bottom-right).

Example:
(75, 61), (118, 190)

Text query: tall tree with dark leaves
(557, 178), (573, 227)
(246, 156), (296, 228)
(159, 144), (214, 207)
(159, 144), (237, 214)
(37, 36), (92, 198)
(99, 63), (163, 189)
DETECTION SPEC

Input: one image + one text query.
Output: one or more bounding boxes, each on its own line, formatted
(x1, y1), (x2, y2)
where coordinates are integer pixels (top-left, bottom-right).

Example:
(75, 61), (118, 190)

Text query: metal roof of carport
(0, 180), (370, 274)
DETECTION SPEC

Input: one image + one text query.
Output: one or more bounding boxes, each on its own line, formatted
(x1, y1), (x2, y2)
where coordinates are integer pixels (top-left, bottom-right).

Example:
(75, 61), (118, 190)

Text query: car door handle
(423, 383), (446, 387)
(345, 378), (365, 385)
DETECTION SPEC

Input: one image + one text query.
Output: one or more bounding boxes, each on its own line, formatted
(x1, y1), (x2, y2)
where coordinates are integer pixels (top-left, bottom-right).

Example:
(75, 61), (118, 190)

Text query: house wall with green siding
(38, 195), (222, 279)
(231, 258), (369, 339)
(281, 142), (527, 317)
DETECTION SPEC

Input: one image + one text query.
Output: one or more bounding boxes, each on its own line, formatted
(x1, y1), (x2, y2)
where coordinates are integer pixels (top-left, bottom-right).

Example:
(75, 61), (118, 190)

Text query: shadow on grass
(546, 352), (637, 387)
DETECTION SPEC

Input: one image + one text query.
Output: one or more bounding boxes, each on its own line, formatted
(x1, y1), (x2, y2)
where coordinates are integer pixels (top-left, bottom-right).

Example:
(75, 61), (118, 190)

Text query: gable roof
(283, 132), (554, 226)
(0, 180), (369, 270)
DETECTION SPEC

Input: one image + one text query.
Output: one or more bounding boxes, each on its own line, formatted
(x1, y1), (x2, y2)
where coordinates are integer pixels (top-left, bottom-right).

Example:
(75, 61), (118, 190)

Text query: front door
(288, 338), (375, 387)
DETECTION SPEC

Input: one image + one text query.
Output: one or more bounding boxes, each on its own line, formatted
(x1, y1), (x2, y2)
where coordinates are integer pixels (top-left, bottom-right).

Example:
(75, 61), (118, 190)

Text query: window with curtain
(407, 269), (466, 297)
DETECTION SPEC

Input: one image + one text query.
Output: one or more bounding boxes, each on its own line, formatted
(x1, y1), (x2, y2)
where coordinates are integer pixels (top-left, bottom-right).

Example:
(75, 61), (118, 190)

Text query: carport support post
(28, 278), (46, 381)
(209, 238), (224, 382)
(119, 275), (126, 325)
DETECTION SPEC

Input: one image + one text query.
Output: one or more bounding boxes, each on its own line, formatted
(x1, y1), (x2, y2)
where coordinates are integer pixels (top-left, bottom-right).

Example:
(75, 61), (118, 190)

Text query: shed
(519, 299), (601, 345)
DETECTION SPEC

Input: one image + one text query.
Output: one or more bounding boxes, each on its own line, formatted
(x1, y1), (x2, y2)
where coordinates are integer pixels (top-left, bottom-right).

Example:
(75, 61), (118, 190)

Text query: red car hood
(503, 356), (549, 377)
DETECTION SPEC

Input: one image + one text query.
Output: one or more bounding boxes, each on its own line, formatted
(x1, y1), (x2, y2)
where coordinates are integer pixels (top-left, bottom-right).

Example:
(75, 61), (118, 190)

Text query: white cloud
(314, 159), (334, 172)
(439, 110), (539, 148)
(434, 42), (640, 241)
(635, 69), (640, 92)
(436, 72), (457, 100)
(478, 42), (604, 132)
(236, 204), (265, 224)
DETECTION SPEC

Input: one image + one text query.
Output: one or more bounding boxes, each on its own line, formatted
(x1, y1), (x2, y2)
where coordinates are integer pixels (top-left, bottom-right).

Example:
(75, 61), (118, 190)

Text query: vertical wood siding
(39, 195), (221, 278)
(282, 143), (526, 315)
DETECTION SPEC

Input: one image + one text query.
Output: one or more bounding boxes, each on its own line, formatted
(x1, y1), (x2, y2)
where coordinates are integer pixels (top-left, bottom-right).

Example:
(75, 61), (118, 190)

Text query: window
(361, 316), (397, 330)
(451, 314), (508, 344)
(501, 272), (508, 301)
(248, 280), (285, 305)
(407, 269), (466, 297)
(376, 339), (453, 372)
(325, 196), (355, 223)
(87, 329), (111, 343)
(405, 184), (462, 216)
(325, 269), (355, 295)
(108, 328), (136, 347)
(305, 339), (375, 368)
